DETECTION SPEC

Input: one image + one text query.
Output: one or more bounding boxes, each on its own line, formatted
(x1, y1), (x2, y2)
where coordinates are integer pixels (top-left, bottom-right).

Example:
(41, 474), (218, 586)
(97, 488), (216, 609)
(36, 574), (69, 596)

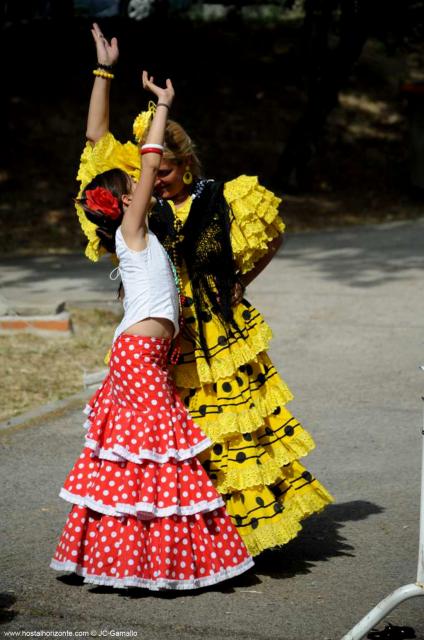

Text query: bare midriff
(123, 317), (175, 339)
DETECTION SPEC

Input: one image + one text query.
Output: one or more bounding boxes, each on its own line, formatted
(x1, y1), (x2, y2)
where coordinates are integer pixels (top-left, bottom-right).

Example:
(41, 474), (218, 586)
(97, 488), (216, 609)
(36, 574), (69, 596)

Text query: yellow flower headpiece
(75, 132), (141, 262)
(75, 102), (157, 262)
(133, 100), (156, 143)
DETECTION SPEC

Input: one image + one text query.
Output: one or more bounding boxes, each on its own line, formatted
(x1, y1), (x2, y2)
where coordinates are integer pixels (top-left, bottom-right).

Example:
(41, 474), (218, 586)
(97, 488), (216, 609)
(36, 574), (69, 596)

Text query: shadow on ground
(279, 219), (424, 288)
(254, 500), (383, 579)
(2, 217), (423, 304)
(57, 500), (382, 599)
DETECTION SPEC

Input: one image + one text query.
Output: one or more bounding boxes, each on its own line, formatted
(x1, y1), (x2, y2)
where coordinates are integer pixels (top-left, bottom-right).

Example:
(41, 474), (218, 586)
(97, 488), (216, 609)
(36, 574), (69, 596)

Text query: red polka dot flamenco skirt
(50, 335), (254, 590)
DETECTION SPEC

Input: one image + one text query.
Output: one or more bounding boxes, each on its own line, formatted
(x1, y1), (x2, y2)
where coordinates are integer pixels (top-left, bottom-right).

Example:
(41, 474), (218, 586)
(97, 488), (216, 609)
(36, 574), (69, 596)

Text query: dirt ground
(1, 16), (423, 257)
(0, 307), (119, 422)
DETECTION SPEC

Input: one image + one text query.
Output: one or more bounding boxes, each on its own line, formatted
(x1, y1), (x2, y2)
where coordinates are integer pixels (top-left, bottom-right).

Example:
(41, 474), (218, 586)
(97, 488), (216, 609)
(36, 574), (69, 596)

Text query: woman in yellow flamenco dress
(77, 28), (333, 557)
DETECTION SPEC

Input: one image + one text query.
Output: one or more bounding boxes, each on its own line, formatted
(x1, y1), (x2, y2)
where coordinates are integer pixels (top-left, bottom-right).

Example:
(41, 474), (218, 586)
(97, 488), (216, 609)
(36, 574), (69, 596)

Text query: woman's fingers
(92, 22), (105, 42)
(91, 23), (119, 64)
(91, 22), (106, 49)
(142, 71), (157, 90)
(142, 71), (174, 99)
(142, 71), (152, 87)
(93, 22), (109, 44)
(110, 37), (119, 58)
(91, 27), (101, 44)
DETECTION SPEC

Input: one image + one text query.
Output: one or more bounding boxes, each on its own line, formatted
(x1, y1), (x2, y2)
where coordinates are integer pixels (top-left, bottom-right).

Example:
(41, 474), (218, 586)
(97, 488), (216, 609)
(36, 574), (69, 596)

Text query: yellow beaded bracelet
(93, 69), (114, 80)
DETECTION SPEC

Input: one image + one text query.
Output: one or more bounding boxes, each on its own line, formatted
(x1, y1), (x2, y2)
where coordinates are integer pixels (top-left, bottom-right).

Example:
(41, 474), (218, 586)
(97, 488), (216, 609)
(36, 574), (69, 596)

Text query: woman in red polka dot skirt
(50, 26), (253, 590)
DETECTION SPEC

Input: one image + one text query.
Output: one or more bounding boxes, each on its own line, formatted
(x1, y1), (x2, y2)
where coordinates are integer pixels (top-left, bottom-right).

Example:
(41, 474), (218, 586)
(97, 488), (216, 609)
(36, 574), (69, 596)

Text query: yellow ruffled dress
(76, 133), (333, 556)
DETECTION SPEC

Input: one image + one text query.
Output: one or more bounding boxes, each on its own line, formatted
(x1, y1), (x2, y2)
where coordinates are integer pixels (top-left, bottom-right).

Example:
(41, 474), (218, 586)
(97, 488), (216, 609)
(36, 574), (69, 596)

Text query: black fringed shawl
(149, 180), (240, 360)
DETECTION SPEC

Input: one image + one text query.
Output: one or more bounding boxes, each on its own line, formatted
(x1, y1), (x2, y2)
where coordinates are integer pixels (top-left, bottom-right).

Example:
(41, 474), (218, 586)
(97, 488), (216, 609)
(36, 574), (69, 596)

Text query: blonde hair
(143, 119), (202, 178)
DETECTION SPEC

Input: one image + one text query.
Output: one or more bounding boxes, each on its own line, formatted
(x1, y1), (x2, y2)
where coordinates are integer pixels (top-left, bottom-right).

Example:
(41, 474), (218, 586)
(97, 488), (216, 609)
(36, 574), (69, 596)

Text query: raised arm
(86, 23), (119, 145)
(120, 72), (174, 250)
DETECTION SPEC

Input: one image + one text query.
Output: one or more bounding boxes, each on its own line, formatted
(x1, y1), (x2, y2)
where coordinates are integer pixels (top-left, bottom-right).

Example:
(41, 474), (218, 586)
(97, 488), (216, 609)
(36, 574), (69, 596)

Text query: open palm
(142, 71), (174, 106)
(91, 22), (119, 66)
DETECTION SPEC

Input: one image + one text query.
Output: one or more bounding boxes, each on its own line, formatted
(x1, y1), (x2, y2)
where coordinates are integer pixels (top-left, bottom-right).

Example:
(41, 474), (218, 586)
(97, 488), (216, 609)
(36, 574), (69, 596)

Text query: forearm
(123, 104), (170, 233)
(86, 76), (111, 144)
(143, 103), (169, 159)
(241, 234), (284, 288)
(132, 103), (170, 206)
(127, 165), (157, 232)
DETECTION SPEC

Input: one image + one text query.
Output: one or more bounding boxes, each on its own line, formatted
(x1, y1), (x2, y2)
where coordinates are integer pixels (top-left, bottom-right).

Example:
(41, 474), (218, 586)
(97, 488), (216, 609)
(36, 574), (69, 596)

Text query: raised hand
(142, 71), (174, 107)
(91, 22), (119, 67)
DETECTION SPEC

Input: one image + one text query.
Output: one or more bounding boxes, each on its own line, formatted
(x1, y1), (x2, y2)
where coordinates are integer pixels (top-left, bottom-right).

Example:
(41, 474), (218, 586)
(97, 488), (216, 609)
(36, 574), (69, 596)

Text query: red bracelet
(140, 147), (164, 155)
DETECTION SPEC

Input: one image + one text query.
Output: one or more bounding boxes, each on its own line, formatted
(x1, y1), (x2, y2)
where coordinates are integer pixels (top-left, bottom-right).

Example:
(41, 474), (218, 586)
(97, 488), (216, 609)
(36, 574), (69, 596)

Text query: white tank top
(112, 226), (180, 343)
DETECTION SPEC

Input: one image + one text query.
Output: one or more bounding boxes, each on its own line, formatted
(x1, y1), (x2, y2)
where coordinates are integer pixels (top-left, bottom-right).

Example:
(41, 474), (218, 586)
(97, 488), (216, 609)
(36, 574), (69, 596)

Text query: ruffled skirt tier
(174, 292), (334, 557)
(51, 335), (253, 589)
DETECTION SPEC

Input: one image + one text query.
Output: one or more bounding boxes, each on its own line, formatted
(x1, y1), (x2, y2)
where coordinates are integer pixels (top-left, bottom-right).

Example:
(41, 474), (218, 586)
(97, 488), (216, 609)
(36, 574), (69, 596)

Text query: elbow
(86, 128), (107, 145)
(86, 132), (98, 145)
(142, 159), (161, 174)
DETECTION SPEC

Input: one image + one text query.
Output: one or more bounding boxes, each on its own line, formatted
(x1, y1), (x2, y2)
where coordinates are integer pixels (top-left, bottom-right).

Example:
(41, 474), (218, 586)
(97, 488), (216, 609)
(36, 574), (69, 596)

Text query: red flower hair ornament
(85, 187), (122, 220)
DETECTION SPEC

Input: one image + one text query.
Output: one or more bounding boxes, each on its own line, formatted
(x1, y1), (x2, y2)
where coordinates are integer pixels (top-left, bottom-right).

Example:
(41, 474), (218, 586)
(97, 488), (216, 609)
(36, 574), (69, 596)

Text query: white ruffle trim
(84, 437), (212, 464)
(83, 405), (92, 416)
(59, 488), (224, 519)
(50, 556), (254, 591)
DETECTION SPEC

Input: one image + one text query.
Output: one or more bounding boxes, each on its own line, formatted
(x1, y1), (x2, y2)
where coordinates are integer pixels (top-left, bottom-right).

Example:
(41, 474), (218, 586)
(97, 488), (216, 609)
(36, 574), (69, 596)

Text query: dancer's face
(154, 159), (187, 200)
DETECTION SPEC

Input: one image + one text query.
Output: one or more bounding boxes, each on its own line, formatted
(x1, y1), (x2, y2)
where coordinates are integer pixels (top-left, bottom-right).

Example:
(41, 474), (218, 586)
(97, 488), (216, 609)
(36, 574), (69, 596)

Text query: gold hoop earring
(183, 166), (193, 185)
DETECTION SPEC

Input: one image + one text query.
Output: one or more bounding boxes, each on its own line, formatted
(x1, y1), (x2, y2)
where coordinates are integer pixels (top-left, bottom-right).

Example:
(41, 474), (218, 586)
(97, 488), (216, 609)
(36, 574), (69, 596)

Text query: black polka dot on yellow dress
(170, 176), (333, 557)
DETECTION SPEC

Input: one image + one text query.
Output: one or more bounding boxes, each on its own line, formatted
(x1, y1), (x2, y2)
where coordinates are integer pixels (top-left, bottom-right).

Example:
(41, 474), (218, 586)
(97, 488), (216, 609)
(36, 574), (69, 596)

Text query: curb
(0, 389), (94, 435)
(0, 311), (72, 336)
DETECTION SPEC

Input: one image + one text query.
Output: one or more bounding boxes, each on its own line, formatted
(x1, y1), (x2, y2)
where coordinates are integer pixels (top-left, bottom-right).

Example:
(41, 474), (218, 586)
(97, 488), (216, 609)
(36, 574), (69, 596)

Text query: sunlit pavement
(1, 218), (424, 639)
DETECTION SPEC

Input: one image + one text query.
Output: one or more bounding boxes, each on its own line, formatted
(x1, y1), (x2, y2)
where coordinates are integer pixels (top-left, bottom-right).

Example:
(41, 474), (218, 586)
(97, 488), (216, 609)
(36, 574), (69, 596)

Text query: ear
(121, 194), (132, 208)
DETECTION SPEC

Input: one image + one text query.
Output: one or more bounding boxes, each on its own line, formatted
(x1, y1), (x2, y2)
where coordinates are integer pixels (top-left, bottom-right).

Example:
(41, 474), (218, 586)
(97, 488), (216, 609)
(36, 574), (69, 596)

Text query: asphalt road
(1, 218), (424, 639)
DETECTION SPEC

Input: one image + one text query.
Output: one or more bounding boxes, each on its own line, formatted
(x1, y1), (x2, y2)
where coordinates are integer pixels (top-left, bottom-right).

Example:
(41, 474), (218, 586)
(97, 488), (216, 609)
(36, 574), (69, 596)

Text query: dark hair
(77, 168), (132, 254)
